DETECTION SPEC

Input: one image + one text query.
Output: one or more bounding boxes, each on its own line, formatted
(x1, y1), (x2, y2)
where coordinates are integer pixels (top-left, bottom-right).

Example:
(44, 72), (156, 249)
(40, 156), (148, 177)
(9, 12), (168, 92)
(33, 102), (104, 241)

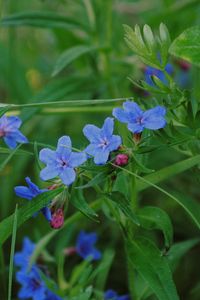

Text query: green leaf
(76, 171), (107, 189)
(143, 24), (156, 51)
(105, 191), (140, 226)
(137, 155), (200, 192)
(70, 189), (98, 221)
(0, 187), (64, 246)
(169, 26), (200, 67)
(1, 11), (85, 31)
(167, 238), (200, 271)
(137, 206), (173, 248)
(127, 237), (179, 300)
(52, 45), (98, 76)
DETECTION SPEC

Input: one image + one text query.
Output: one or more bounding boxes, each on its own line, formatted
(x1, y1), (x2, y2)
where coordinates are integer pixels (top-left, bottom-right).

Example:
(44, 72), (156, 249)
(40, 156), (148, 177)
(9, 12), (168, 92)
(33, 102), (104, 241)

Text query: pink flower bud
(178, 60), (191, 71)
(114, 154), (129, 166)
(50, 208), (64, 229)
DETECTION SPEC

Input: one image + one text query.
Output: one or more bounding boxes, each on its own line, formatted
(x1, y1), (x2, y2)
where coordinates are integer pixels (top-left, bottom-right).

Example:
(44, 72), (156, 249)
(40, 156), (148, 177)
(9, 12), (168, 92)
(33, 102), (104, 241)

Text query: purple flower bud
(50, 208), (64, 229)
(114, 154), (129, 166)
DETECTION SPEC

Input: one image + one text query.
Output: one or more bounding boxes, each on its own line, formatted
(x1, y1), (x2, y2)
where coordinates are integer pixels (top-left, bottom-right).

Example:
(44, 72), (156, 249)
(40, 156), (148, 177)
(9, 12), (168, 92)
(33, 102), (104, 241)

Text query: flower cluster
(1, 82), (167, 299)
(14, 237), (62, 300)
(8, 98), (166, 227)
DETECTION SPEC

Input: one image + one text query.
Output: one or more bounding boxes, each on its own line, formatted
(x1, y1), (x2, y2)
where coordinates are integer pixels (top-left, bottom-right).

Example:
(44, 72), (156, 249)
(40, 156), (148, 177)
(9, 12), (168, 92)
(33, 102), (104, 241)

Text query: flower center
(99, 138), (109, 150)
(136, 116), (143, 125)
(30, 278), (41, 291)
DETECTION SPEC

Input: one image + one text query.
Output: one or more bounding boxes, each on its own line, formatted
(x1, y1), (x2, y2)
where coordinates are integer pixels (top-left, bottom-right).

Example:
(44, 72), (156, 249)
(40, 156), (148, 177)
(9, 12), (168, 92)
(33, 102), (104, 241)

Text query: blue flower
(0, 115), (28, 149)
(45, 290), (63, 300)
(76, 231), (101, 261)
(16, 267), (47, 300)
(39, 136), (87, 186)
(113, 101), (166, 134)
(14, 177), (52, 222)
(83, 117), (122, 165)
(144, 63), (173, 86)
(104, 289), (130, 300)
(14, 237), (35, 271)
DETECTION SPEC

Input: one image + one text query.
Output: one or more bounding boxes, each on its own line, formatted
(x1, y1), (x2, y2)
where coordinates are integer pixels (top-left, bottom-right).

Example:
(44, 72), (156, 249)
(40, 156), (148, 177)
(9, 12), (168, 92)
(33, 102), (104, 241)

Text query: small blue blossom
(104, 289), (130, 300)
(14, 177), (52, 222)
(83, 117), (122, 165)
(16, 267), (47, 300)
(45, 290), (63, 300)
(76, 231), (101, 261)
(14, 237), (35, 271)
(113, 101), (166, 134)
(0, 115), (28, 149)
(144, 63), (173, 86)
(39, 136), (87, 186)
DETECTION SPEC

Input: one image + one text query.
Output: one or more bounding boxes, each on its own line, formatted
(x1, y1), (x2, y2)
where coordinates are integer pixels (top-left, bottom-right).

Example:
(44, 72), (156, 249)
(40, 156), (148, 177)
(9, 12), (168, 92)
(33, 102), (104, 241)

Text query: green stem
(127, 162), (138, 299)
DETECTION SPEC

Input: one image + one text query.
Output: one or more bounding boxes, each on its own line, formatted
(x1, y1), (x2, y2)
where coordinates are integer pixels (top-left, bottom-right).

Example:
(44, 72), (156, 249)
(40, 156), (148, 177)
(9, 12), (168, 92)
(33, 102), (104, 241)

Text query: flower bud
(114, 154), (129, 166)
(133, 132), (142, 144)
(50, 208), (64, 229)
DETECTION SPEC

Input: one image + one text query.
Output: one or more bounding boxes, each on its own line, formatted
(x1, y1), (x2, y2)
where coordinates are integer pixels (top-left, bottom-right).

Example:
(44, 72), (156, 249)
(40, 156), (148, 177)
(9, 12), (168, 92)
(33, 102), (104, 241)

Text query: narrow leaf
(1, 11), (84, 31)
(127, 237), (179, 300)
(106, 191), (140, 226)
(70, 189), (98, 220)
(167, 238), (200, 271)
(52, 45), (98, 76)
(76, 172), (107, 189)
(137, 206), (173, 248)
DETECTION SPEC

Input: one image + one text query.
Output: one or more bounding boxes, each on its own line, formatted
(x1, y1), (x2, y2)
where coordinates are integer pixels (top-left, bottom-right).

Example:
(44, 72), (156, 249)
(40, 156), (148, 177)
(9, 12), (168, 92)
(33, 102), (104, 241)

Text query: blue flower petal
(59, 167), (76, 186)
(6, 116), (22, 129)
(3, 136), (17, 149)
(57, 136), (72, 156)
(92, 248), (102, 260)
(123, 101), (143, 115)
(83, 124), (101, 142)
(10, 130), (28, 144)
(84, 144), (98, 156)
(25, 177), (41, 195)
(101, 117), (114, 137)
(39, 148), (56, 164)
(143, 106), (166, 130)
(69, 152), (87, 168)
(112, 107), (129, 123)
(107, 135), (122, 152)
(127, 122), (144, 133)
(94, 150), (110, 165)
(40, 166), (60, 181)
(76, 231), (101, 261)
(14, 186), (34, 200)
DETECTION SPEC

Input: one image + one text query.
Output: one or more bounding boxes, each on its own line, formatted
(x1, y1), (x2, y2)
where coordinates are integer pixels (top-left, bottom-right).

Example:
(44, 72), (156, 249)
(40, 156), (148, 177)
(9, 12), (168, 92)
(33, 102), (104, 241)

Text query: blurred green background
(0, 0), (200, 299)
